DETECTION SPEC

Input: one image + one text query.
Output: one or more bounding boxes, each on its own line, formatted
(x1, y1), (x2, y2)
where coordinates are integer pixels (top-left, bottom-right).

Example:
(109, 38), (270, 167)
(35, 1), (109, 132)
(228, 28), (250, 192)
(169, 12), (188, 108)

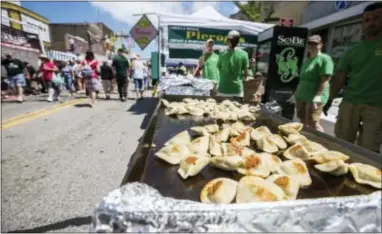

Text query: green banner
(168, 25), (257, 48)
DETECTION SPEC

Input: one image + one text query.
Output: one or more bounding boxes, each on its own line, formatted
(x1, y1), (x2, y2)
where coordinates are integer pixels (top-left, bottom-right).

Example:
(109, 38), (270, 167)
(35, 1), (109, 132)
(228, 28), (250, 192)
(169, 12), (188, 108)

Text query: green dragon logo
(276, 47), (299, 83)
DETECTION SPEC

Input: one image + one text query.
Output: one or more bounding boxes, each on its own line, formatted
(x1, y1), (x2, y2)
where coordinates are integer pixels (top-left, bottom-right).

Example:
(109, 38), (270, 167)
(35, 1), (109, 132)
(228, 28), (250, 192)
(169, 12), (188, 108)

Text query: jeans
(134, 78), (144, 91)
(64, 76), (73, 91)
(8, 73), (26, 88)
(45, 80), (61, 97)
(116, 77), (128, 99)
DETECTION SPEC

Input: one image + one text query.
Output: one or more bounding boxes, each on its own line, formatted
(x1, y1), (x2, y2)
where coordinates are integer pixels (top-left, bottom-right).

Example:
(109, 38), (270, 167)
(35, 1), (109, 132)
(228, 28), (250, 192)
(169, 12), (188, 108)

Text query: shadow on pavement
(127, 97), (159, 130)
(7, 216), (91, 233)
(74, 103), (91, 108)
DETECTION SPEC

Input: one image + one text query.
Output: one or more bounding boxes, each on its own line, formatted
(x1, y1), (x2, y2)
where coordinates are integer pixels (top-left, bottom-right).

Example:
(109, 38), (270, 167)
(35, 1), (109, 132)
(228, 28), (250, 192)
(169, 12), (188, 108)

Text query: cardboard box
(244, 77), (264, 103)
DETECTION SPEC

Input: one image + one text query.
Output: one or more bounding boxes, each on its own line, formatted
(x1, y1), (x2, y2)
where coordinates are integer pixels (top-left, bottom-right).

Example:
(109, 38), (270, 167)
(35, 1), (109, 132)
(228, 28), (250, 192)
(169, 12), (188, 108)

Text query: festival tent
(157, 6), (274, 63)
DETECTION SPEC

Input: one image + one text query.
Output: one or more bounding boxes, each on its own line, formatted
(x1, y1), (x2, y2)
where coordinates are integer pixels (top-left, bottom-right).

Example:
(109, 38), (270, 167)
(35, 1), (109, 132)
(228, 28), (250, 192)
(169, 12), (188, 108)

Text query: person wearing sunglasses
(294, 35), (334, 132)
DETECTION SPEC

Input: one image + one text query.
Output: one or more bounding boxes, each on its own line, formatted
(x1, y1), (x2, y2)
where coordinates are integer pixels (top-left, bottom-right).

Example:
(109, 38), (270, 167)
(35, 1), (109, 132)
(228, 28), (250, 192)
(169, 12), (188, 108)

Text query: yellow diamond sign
(130, 15), (158, 50)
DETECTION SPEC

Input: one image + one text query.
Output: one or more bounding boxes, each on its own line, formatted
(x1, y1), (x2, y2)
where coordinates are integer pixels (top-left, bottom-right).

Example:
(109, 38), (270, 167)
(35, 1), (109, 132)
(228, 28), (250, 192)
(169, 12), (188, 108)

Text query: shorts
(296, 101), (323, 123)
(86, 79), (102, 92)
(134, 78), (144, 91)
(102, 80), (112, 93)
(335, 101), (382, 152)
(8, 73), (26, 88)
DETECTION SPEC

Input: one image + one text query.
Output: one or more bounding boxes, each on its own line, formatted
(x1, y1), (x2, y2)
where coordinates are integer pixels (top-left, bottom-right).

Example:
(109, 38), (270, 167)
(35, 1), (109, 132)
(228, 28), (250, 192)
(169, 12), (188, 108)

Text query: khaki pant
(102, 80), (112, 94)
(296, 101), (323, 124)
(335, 101), (382, 152)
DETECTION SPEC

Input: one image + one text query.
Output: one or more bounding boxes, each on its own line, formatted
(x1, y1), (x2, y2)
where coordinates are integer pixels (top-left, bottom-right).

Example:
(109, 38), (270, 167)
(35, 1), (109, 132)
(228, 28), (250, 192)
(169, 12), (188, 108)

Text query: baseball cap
(308, 35), (322, 44)
(254, 72), (263, 77)
(206, 38), (214, 44)
(227, 30), (240, 39)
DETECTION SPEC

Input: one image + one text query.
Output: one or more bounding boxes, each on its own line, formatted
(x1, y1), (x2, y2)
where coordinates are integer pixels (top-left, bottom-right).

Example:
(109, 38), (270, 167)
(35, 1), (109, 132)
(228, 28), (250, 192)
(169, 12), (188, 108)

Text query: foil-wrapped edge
(90, 182), (381, 233)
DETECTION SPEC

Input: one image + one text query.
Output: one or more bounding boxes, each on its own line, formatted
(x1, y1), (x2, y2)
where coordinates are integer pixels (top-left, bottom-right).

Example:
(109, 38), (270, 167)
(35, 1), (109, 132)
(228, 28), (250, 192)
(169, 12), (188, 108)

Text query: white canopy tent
(157, 6), (274, 64)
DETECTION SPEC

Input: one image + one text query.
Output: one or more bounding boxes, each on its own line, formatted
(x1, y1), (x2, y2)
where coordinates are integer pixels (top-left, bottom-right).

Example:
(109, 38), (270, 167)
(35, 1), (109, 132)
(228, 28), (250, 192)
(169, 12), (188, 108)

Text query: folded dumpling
(268, 134), (287, 150)
(276, 158), (312, 187)
(214, 126), (230, 142)
(164, 131), (191, 146)
(278, 122), (303, 135)
(165, 107), (178, 116)
(230, 122), (247, 136)
(283, 143), (311, 160)
(177, 155), (210, 179)
(237, 111), (256, 121)
(236, 154), (271, 178)
(256, 135), (279, 153)
(250, 126), (272, 141)
(258, 153), (282, 173)
(206, 98), (217, 103)
(222, 143), (243, 156)
(209, 135), (224, 156)
(241, 147), (257, 157)
(204, 124), (220, 133)
(200, 178), (238, 204)
(187, 106), (205, 116)
(310, 151), (350, 164)
(231, 130), (251, 147)
(283, 133), (307, 145)
(211, 111), (230, 121)
(168, 102), (189, 115)
(188, 136), (210, 154)
(190, 126), (210, 136)
(210, 155), (244, 171)
(161, 99), (170, 108)
(349, 163), (382, 189)
(236, 176), (285, 203)
(267, 174), (299, 200)
(183, 98), (197, 104)
(155, 144), (190, 165)
(314, 160), (349, 176)
(299, 139), (328, 154)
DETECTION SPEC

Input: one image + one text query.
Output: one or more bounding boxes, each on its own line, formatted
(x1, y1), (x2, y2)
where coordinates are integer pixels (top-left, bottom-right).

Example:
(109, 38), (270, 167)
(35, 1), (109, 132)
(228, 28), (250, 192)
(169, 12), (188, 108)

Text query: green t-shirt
(217, 48), (249, 94)
(202, 52), (219, 82)
(336, 39), (382, 107)
(295, 53), (334, 105)
(112, 55), (129, 78)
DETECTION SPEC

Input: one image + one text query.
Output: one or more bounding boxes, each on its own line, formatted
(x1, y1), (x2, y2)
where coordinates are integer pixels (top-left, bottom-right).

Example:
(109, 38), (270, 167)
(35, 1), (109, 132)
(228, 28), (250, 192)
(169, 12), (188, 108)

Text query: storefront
(300, 1), (376, 67)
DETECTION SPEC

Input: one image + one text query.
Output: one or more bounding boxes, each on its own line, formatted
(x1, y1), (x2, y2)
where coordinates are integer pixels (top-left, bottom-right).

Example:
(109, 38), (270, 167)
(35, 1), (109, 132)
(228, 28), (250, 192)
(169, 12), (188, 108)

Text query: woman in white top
(130, 54), (145, 100)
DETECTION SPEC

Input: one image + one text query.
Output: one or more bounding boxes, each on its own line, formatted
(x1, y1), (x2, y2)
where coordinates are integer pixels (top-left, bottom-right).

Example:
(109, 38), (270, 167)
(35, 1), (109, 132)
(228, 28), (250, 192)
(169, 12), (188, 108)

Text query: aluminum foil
(164, 86), (210, 96)
(90, 182), (381, 233)
(158, 75), (214, 92)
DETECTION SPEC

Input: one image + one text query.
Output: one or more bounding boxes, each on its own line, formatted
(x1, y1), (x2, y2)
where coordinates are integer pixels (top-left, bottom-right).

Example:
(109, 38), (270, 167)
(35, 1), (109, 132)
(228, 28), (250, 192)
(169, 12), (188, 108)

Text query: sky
(21, 1), (240, 59)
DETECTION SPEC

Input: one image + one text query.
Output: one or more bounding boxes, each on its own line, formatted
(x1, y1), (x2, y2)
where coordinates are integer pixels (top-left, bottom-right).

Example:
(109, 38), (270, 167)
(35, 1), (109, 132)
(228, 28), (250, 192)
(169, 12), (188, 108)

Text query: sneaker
(16, 96), (23, 103)
(54, 96), (61, 102)
(47, 97), (53, 102)
(122, 97), (126, 102)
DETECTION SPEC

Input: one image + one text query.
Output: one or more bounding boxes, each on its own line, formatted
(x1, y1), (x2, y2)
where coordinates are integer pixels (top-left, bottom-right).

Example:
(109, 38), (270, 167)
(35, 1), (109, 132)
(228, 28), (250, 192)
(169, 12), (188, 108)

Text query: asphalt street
(1, 92), (338, 232)
(1, 90), (157, 232)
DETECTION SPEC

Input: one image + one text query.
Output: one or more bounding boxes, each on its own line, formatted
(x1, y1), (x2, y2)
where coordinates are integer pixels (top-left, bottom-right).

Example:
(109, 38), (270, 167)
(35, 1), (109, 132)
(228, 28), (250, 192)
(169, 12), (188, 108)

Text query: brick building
(49, 22), (114, 56)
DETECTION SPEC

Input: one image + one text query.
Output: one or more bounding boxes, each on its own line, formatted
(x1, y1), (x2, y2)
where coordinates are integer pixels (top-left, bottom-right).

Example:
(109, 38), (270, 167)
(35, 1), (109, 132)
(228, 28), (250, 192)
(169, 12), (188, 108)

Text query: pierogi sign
(130, 15), (158, 50)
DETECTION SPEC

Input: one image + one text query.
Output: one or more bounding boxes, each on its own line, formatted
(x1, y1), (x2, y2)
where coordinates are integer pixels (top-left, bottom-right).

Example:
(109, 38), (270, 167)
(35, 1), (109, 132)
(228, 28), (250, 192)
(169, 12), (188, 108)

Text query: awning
(300, 1), (376, 29)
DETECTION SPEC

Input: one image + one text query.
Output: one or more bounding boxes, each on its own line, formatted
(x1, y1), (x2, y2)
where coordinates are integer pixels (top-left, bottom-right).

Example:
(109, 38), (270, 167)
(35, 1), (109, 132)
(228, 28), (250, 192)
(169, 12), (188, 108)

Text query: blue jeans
(64, 76), (73, 91)
(8, 73), (26, 88)
(134, 78), (144, 91)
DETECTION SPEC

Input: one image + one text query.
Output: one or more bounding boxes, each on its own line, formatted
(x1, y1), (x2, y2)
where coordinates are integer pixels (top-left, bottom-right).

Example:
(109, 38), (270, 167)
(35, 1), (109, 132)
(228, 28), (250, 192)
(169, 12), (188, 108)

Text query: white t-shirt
(132, 60), (145, 79)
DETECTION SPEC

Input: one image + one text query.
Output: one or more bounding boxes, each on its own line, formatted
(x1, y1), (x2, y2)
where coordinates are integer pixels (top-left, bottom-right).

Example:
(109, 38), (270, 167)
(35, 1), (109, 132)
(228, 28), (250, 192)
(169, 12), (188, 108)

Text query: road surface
(1, 91), (157, 232)
(1, 92), (338, 232)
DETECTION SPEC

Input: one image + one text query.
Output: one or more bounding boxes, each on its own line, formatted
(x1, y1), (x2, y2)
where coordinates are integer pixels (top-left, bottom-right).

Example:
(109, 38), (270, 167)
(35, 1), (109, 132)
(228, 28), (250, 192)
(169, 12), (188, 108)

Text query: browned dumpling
(349, 163), (382, 189)
(269, 134), (288, 150)
(310, 151), (350, 164)
(278, 122), (303, 135)
(210, 155), (244, 171)
(236, 154), (271, 178)
(276, 158), (312, 188)
(256, 135), (279, 154)
(283, 133), (307, 145)
(214, 127), (230, 143)
(314, 160), (349, 176)
(155, 144), (191, 165)
(283, 143), (311, 160)
(267, 174), (299, 200)
(236, 176), (285, 203)
(164, 131), (191, 146)
(200, 178), (238, 204)
(190, 126), (210, 136)
(188, 136), (210, 154)
(250, 126), (272, 141)
(177, 155), (210, 179)
(230, 130), (251, 147)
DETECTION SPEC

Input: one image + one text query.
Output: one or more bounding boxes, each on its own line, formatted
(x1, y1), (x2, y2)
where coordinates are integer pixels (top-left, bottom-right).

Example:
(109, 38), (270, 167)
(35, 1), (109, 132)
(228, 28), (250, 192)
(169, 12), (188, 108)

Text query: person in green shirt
(325, 2), (382, 152)
(294, 35), (334, 132)
(217, 30), (249, 97)
(200, 39), (219, 82)
(112, 49), (130, 101)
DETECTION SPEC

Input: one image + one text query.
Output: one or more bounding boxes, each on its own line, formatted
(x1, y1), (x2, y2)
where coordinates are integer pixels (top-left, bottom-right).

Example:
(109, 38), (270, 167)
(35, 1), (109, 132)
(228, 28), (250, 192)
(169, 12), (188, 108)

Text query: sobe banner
(167, 25), (257, 49)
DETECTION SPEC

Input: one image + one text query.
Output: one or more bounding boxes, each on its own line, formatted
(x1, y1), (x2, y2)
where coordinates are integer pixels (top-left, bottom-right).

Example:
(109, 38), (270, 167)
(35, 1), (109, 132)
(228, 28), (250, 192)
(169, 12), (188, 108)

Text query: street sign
(130, 14), (158, 50)
(334, 1), (350, 11)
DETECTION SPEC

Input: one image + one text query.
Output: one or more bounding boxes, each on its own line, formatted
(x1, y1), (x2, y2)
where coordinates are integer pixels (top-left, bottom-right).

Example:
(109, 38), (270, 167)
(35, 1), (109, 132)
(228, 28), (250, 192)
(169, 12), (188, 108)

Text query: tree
(234, 1), (277, 23)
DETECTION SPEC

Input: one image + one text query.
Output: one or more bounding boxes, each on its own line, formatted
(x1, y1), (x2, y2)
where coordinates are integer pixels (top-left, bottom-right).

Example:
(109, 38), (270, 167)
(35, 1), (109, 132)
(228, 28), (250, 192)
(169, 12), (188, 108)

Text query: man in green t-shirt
(200, 39), (219, 82)
(112, 49), (130, 101)
(217, 30), (249, 97)
(325, 2), (382, 152)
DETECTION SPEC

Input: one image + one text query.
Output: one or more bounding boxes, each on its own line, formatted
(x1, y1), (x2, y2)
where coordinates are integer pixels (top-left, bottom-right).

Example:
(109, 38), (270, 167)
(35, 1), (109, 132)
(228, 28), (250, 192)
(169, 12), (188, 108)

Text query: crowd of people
(1, 49), (152, 107)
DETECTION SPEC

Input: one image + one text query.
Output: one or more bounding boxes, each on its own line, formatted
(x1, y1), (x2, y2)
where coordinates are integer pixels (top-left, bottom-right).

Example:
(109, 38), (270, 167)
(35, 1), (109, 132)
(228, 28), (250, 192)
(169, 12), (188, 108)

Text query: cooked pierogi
(250, 126), (272, 141)
(209, 135), (224, 156)
(267, 174), (299, 200)
(283, 143), (311, 160)
(283, 133), (307, 145)
(231, 130), (251, 147)
(299, 139), (328, 154)
(200, 178), (238, 204)
(230, 122), (247, 136)
(177, 155), (210, 179)
(257, 153), (282, 173)
(276, 158), (312, 187)
(164, 131), (191, 146)
(188, 136), (210, 154)
(349, 163), (382, 189)
(155, 144), (190, 165)
(236, 154), (271, 178)
(190, 126), (210, 136)
(268, 134), (287, 150)
(210, 155), (244, 171)
(278, 122), (303, 135)
(161, 99), (170, 108)
(237, 111), (256, 121)
(256, 135), (279, 153)
(310, 151), (350, 164)
(214, 126), (230, 142)
(314, 160), (349, 176)
(236, 176), (285, 203)
(186, 106), (205, 116)
(204, 124), (220, 134)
